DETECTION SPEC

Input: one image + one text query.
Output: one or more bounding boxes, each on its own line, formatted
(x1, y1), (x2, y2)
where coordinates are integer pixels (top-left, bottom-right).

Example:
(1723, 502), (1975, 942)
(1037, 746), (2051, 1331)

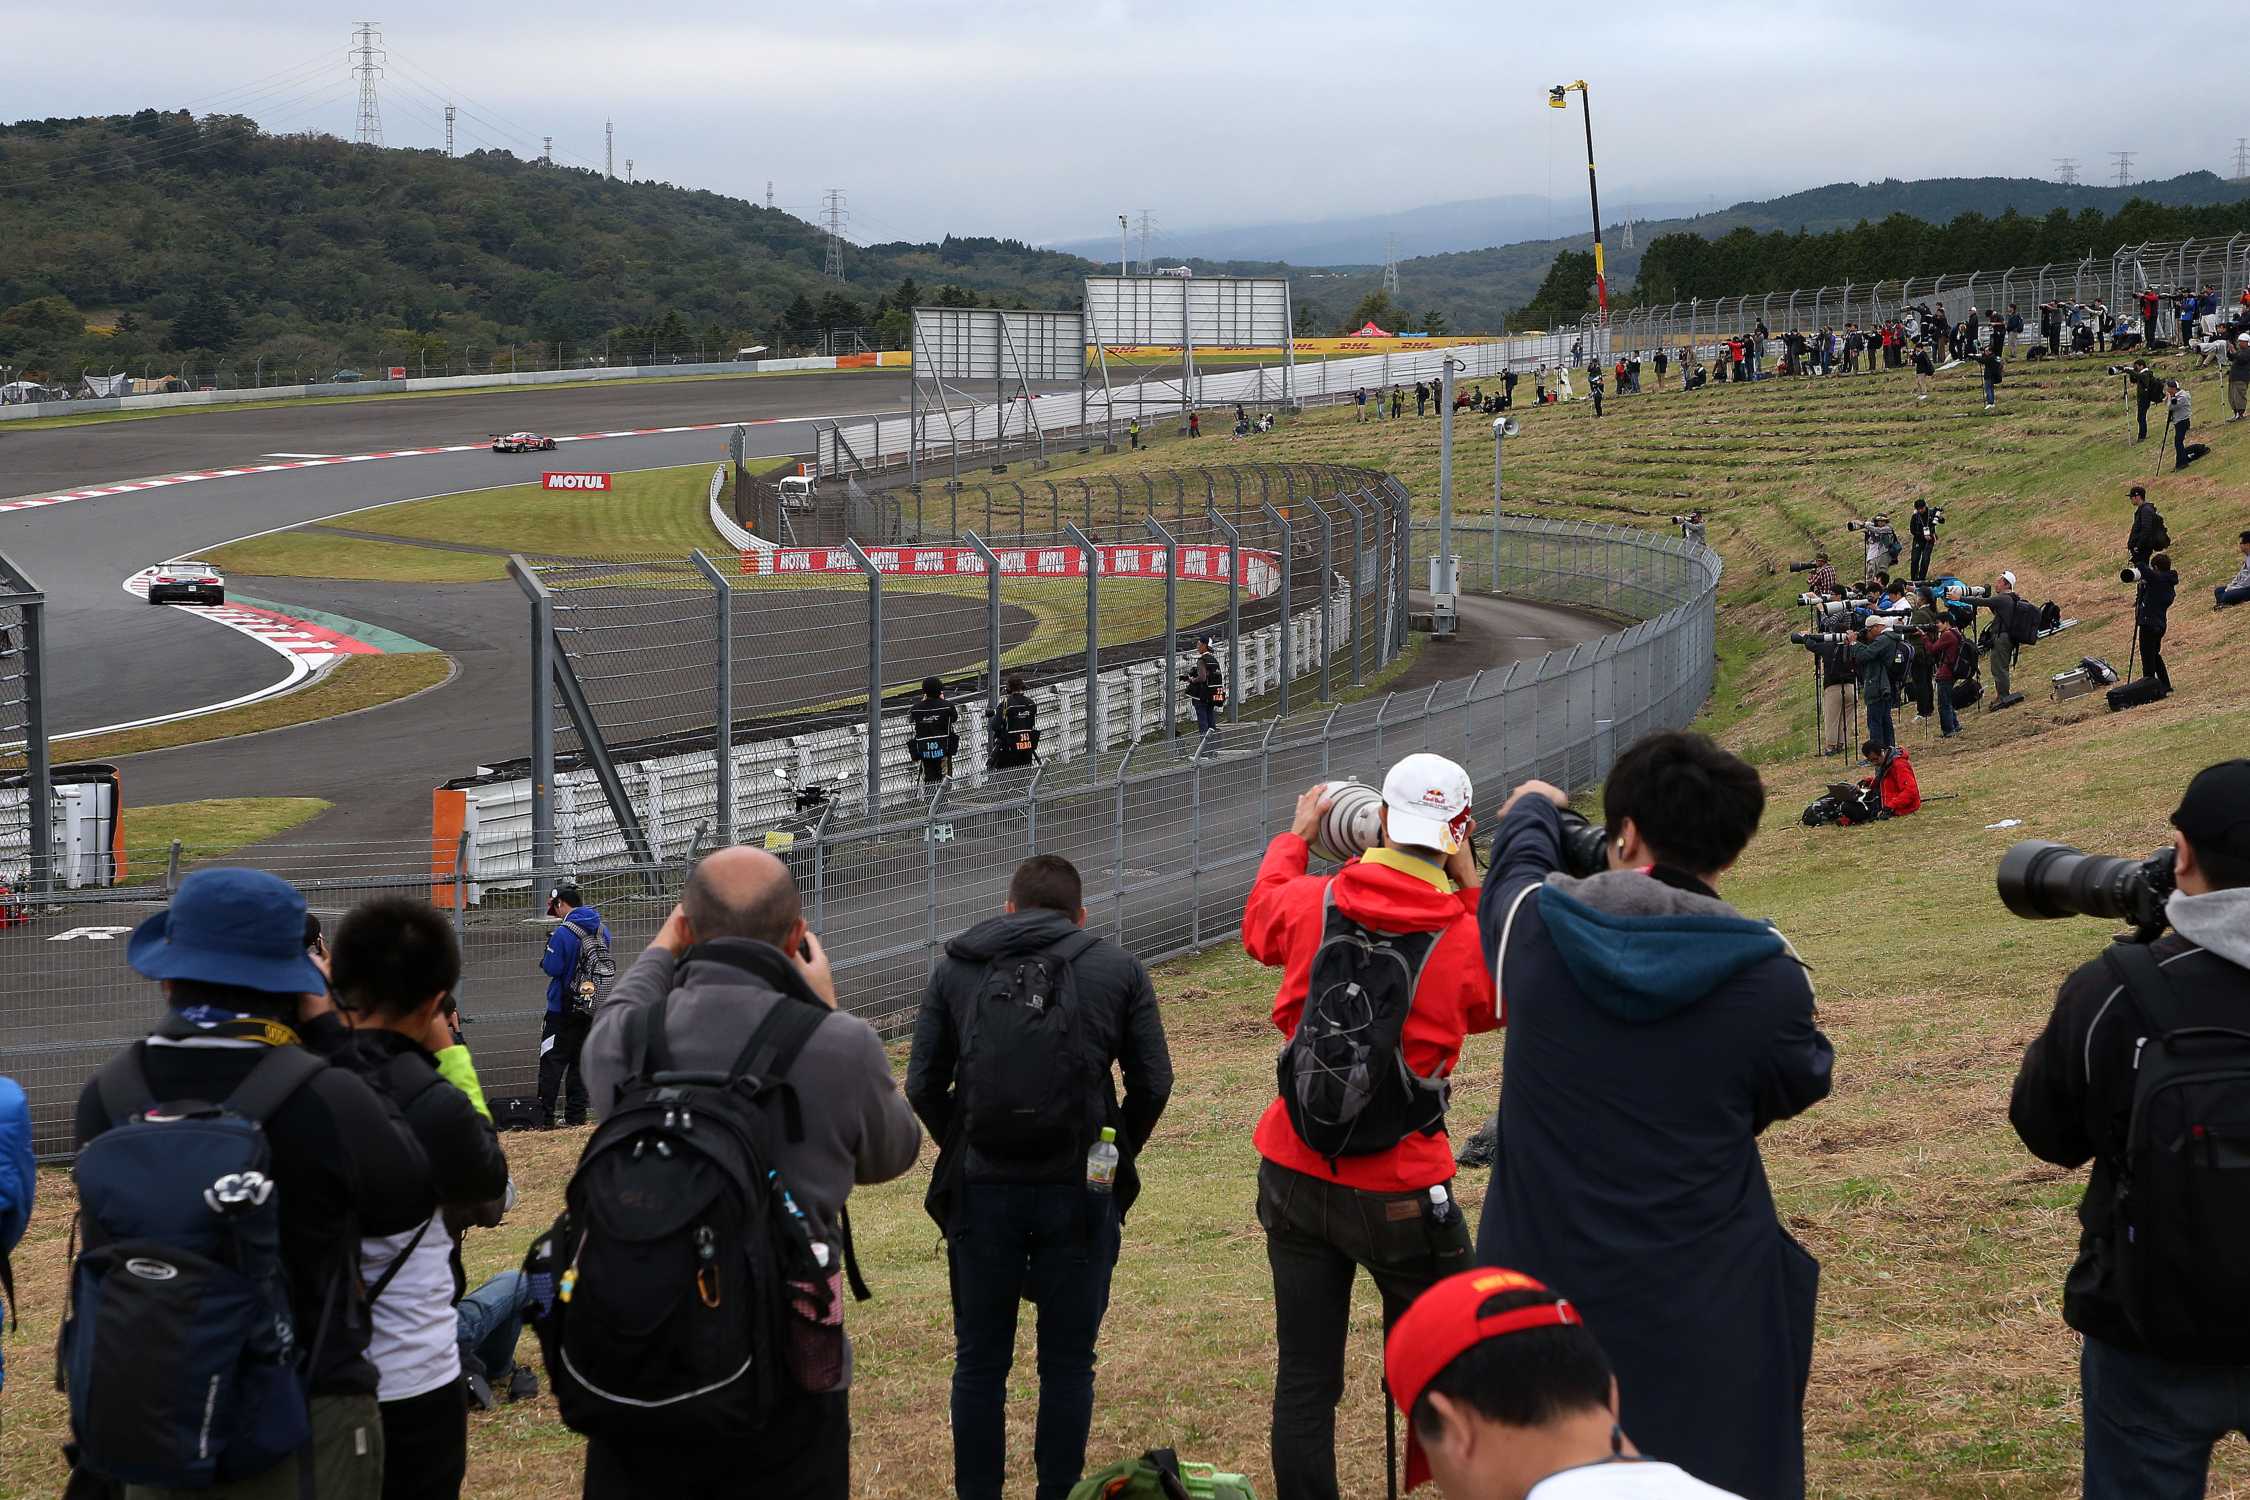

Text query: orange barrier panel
(431, 787), (468, 907)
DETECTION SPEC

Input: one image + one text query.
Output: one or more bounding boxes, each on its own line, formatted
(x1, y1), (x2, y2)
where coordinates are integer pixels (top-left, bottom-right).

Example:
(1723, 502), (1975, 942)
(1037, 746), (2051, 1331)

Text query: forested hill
(0, 111), (1100, 378)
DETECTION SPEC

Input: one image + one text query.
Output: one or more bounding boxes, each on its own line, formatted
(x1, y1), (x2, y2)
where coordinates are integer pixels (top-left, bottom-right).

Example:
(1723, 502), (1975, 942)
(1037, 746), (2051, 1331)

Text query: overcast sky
(11, 0), (2243, 248)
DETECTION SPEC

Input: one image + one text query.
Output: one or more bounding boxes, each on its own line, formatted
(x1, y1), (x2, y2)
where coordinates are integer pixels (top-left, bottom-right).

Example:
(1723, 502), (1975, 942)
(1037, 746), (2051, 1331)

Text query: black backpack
(2006, 595), (2040, 646)
(566, 926), (617, 1017)
(2103, 943), (2250, 1361)
(527, 988), (854, 1442)
(1277, 890), (1448, 1164)
(957, 931), (1101, 1174)
(61, 1046), (328, 1490)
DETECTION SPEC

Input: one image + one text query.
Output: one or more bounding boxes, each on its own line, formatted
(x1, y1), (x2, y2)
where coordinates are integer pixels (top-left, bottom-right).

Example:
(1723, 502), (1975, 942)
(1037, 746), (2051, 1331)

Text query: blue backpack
(61, 1044), (329, 1489)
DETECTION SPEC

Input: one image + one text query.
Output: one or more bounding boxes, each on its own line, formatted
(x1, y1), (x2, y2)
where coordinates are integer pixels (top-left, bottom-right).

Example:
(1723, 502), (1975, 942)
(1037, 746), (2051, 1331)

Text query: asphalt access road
(0, 369), (907, 499)
(0, 375), (905, 736)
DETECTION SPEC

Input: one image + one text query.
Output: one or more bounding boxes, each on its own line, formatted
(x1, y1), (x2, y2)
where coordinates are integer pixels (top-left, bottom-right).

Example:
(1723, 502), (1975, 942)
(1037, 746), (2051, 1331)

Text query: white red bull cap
(1381, 753), (1474, 855)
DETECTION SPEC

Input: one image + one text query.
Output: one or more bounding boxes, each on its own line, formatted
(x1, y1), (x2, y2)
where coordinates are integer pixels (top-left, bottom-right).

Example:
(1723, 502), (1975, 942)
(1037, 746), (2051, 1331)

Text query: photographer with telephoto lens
(1473, 732), (1831, 1500)
(2009, 761), (2250, 1499)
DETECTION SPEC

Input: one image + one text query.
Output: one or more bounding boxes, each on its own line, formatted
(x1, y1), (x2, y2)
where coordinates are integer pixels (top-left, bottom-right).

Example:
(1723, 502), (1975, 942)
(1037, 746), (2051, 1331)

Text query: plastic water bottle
(1086, 1127), (1120, 1195)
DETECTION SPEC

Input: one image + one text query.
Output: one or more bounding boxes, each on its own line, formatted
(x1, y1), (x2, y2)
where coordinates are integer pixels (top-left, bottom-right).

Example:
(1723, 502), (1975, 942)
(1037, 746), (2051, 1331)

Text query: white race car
(491, 432), (558, 453)
(147, 561), (226, 606)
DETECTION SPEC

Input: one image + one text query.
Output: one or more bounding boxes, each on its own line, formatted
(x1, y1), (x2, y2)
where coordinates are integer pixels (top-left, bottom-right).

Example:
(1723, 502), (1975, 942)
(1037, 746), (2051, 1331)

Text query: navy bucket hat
(127, 868), (329, 998)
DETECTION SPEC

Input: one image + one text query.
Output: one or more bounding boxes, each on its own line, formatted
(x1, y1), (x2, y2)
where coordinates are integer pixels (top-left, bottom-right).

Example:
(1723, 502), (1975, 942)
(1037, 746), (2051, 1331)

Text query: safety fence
(1588, 232), (2250, 356)
(0, 507), (1717, 1157)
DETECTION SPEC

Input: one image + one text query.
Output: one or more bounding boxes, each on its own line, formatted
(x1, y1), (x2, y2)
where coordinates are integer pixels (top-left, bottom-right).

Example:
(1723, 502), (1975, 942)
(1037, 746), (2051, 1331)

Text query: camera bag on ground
(1278, 889), (1447, 1163)
(954, 930), (1101, 1175)
(2107, 676), (2168, 712)
(2102, 942), (2250, 1359)
(565, 926), (617, 1017)
(1950, 676), (1984, 709)
(526, 981), (859, 1441)
(60, 1045), (328, 1489)
(1066, 1447), (1258, 1500)
(2052, 657), (2119, 703)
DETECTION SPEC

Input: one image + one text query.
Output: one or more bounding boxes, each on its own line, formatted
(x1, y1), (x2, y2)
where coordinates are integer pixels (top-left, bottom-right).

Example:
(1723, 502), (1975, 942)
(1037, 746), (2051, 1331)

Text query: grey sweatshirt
(581, 942), (923, 1240)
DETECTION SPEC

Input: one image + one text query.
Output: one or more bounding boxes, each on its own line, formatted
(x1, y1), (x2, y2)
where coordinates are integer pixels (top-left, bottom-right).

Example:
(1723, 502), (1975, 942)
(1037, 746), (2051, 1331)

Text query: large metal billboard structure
(1083, 275), (1295, 421)
(908, 306), (1088, 485)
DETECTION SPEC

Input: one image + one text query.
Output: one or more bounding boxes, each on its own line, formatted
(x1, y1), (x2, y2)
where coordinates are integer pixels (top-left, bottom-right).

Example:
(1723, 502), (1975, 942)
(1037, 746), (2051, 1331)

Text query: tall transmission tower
(2112, 150), (2135, 188)
(766, 181), (775, 210)
(2233, 138), (2250, 181)
(1381, 233), (1400, 297)
(625, 159), (635, 183)
(542, 136), (553, 165)
(1135, 210), (1155, 274)
(605, 120), (613, 179)
(1619, 207), (1636, 250)
(821, 189), (848, 280)
(443, 103), (455, 157)
(350, 22), (385, 148)
(2053, 156), (2078, 186)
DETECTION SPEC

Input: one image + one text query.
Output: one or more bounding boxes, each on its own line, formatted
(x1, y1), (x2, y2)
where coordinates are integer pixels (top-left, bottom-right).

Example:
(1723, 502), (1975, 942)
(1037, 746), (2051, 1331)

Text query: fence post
(965, 531), (1004, 722)
(1064, 522), (1103, 752)
(1314, 498), (1334, 703)
(1338, 490), (1368, 685)
(1260, 501), (1294, 718)
(691, 550), (736, 847)
(1112, 746), (1132, 941)
(507, 555), (557, 875)
(1206, 503), (1243, 723)
(843, 539), (885, 828)
(0, 556), (51, 896)
(1145, 515), (1182, 738)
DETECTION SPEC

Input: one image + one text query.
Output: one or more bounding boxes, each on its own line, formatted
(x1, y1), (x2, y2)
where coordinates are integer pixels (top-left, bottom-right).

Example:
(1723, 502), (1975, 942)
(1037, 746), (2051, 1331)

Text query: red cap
(1384, 1269), (1584, 1491)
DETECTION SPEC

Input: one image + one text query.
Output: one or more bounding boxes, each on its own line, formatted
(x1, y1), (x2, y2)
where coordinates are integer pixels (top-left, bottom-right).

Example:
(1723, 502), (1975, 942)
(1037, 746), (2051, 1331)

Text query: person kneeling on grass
(2217, 530), (2250, 609)
(1838, 741), (1920, 825)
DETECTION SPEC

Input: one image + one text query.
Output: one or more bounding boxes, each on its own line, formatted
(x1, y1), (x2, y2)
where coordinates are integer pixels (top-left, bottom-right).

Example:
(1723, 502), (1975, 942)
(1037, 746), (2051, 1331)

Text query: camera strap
(1489, 882), (1541, 1025)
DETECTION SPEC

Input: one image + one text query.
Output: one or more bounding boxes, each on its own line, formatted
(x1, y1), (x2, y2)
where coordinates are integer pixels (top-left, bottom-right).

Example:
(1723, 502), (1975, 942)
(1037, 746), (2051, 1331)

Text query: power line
(350, 21), (385, 148)
(2111, 150), (2135, 188)
(822, 188), (849, 280)
(2053, 156), (2078, 187)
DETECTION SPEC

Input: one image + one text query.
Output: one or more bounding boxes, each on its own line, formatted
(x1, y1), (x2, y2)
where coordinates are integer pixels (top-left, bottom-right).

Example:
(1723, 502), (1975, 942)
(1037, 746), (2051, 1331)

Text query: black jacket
(2136, 567), (2178, 631)
(1474, 800), (1831, 1500)
(1816, 639), (1855, 690)
(2128, 503), (2167, 562)
(907, 908), (1173, 1222)
(305, 1016), (510, 1231)
(74, 1023), (435, 1397)
(1909, 509), (1936, 545)
(2010, 900), (2250, 1356)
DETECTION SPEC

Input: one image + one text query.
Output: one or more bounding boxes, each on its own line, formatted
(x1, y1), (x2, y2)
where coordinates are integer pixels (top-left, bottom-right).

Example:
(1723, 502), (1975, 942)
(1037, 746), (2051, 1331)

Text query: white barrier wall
(454, 590), (1350, 883)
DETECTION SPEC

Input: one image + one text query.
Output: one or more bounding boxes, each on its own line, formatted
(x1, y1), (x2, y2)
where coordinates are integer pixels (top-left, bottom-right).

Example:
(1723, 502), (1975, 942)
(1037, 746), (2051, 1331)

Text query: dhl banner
(741, 542), (1282, 598)
(1094, 337), (1484, 357)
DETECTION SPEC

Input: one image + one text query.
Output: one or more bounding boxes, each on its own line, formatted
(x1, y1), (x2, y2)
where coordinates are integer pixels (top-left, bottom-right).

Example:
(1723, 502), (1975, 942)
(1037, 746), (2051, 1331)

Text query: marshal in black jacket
(906, 908), (1173, 1222)
(2009, 891), (2250, 1356)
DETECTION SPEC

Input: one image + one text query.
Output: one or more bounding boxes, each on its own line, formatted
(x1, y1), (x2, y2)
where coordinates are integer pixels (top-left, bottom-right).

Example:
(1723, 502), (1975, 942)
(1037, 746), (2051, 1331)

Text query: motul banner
(541, 472), (613, 492)
(741, 542), (1281, 598)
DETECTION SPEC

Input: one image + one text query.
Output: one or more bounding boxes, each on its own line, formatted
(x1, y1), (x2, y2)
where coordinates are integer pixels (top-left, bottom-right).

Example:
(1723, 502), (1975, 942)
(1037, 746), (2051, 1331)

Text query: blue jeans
(2082, 1335), (2250, 1499)
(2217, 583), (2250, 606)
(1983, 378), (1997, 405)
(457, 1270), (531, 1379)
(1192, 698), (1217, 736)
(1864, 693), (1895, 751)
(949, 1183), (1121, 1500)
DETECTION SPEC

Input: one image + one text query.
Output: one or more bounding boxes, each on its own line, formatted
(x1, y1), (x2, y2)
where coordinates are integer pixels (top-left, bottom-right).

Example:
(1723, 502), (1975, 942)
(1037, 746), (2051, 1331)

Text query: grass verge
(48, 654), (453, 763)
(120, 797), (332, 865)
(214, 531), (511, 583)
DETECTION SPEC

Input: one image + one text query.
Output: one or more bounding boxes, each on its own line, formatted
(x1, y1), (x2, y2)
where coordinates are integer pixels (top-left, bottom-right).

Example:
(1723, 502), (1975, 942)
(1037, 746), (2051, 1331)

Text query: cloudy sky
(10, 0), (2242, 246)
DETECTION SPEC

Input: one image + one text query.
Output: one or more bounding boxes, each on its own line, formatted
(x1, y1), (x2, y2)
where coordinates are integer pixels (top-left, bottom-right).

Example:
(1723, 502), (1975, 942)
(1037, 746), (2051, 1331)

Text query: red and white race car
(491, 431), (558, 453)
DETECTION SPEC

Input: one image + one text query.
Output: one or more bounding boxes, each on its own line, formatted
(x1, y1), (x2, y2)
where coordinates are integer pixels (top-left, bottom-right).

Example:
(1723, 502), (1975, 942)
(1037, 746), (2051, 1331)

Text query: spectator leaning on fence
(1474, 735), (1832, 1500)
(1242, 754), (1495, 1500)
(906, 854), (1174, 1500)
(576, 846), (921, 1499)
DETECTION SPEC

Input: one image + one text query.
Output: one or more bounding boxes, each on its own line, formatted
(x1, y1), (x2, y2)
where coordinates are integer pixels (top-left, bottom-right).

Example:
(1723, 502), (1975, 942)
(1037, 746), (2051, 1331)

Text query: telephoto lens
(2120, 566), (2144, 584)
(1553, 808), (1612, 878)
(1787, 561), (1821, 573)
(1308, 779), (1386, 864)
(1996, 840), (2178, 931)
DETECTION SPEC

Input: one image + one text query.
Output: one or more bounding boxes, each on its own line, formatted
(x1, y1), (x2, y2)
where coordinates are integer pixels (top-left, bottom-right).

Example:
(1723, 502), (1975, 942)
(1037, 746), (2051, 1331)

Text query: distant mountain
(1051, 194), (1711, 268)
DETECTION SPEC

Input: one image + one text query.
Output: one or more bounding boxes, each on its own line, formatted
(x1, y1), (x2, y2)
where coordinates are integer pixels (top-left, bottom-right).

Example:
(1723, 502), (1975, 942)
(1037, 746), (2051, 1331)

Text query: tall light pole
(1548, 80), (1607, 319)
(1119, 215), (1130, 278)
(1432, 355), (1465, 637)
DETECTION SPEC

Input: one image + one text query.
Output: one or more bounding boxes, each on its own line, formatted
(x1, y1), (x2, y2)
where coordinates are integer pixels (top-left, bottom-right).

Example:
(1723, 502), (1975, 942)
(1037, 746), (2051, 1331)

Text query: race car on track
(492, 431), (558, 453)
(146, 561), (225, 607)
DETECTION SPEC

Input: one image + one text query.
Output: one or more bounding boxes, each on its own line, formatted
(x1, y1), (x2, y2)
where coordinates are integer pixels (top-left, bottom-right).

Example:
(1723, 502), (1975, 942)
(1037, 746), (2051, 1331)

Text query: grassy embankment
(7, 352), (2249, 1498)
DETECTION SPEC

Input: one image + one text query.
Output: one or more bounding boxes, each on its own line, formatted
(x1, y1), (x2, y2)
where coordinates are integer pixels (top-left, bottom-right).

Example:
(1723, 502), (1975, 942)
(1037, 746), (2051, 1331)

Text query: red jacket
(1243, 835), (1497, 1191)
(1875, 750), (1921, 816)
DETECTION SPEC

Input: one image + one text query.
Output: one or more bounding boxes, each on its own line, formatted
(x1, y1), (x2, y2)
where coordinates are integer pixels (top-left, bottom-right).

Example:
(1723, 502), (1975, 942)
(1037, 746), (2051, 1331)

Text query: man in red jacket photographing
(1243, 752), (1498, 1500)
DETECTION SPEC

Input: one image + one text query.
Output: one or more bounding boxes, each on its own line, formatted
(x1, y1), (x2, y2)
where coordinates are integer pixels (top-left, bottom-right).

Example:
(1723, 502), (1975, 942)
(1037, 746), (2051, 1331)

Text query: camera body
(1553, 807), (1610, 879)
(1668, 513), (1703, 525)
(1927, 506), (1947, 526)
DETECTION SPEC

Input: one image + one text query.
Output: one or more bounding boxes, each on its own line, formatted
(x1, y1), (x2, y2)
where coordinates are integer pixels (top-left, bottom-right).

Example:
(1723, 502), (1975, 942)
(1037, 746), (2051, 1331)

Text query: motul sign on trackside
(541, 472), (613, 491)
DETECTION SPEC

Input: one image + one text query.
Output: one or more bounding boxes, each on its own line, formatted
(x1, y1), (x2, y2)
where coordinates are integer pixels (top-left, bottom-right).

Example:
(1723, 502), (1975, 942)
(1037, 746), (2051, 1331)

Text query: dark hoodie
(1474, 798), (1832, 1500)
(907, 908), (1173, 1223)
